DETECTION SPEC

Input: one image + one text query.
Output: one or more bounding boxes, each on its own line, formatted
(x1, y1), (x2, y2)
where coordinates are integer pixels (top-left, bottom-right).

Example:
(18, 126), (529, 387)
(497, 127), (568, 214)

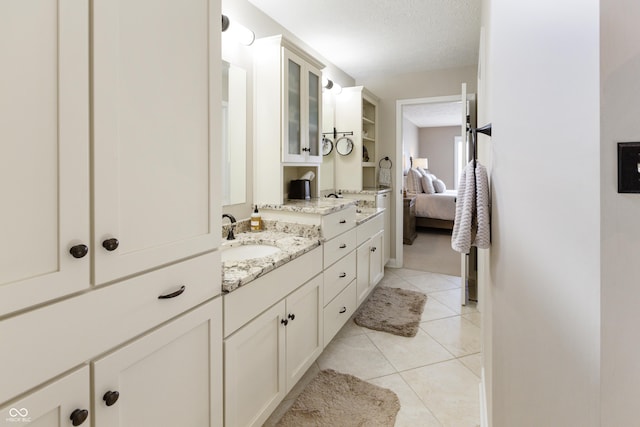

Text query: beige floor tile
(406, 273), (461, 294)
(421, 297), (459, 322)
(421, 316), (481, 357)
(367, 329), (455, 372)
(391, 267), (432, 278)
(368, 373), (443, 427)
(333, 317), (367, 339)
(316, 333), (396, 380)
(429, 289), (480, 315)
(458, 353), (482, 378)
(462, 311), (482, 328)
(401, 359), (480, 427)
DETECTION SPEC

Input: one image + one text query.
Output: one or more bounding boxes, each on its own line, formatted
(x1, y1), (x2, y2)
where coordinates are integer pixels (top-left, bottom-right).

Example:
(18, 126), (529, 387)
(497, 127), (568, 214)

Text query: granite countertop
(340, 187), (392, 195)
(356, 207), (384, 225)
(221, 230), (321, 293)
(258, 198), (357, 215)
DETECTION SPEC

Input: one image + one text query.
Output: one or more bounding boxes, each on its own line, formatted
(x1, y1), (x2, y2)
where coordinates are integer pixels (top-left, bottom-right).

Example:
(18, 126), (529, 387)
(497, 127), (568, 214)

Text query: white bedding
(412, 189), (457, 221)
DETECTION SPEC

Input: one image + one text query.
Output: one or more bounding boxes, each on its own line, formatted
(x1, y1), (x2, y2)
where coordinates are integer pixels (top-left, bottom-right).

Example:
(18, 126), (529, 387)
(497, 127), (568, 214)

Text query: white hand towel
(378, 168), (392, 187)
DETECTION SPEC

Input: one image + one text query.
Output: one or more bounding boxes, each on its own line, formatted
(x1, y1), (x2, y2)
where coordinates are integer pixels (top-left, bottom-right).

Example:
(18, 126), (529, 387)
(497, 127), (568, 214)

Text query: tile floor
(265, 267), (482, 427)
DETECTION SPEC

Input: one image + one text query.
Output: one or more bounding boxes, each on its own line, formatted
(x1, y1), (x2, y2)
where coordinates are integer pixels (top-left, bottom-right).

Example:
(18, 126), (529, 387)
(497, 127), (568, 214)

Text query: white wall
(488, 0), (601, 425)
(402, 116), (419, 176)
(600, 1), (640, 424)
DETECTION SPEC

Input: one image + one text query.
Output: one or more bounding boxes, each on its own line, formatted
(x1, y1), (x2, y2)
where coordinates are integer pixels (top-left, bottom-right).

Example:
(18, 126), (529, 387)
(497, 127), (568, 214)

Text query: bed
(412, 190), (457, 230)
(405, 167), (457, 230)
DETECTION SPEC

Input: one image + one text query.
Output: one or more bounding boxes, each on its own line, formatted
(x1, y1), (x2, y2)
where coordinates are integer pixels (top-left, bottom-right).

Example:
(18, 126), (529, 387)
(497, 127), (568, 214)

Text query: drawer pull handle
(103, 390), (120, 406)
(102, 238), (119, 251)
(339, 307), (347, 314)
(339, 219), (346, 224)
(70, 409), (89, 426)
(69, 244), (89, 259)
(281, 318), (289, 326)
(158, 285), (186, 299)
(288, 313), (295, 321)
(339, 243), (347, 249)
(339, 272), (347, 278)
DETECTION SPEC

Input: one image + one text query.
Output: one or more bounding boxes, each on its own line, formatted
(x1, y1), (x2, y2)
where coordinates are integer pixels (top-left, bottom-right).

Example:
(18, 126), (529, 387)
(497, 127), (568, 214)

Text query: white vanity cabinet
(224, 248), (323, 427)
(0, 367), (90, 427)
(254, 35), (325, 205)
(93, 298), (223, 427)
(356, 214), (385, 305)
(0, 0), (223, 422)
(1, 299), (223, 427)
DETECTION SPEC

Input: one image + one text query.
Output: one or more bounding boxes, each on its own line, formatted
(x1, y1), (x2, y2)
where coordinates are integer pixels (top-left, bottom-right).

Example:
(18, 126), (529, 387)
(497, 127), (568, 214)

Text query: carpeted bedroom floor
(403, 227), (461, 277)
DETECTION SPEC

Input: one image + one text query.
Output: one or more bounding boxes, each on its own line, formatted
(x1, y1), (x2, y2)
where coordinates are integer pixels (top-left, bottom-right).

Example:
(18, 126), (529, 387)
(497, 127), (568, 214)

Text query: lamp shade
(413, 158), (428, 169)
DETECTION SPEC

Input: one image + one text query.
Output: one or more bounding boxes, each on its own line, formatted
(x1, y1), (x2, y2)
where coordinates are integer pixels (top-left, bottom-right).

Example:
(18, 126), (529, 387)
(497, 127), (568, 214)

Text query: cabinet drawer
(323, 280), (357, 346)
(321, 206), (356, 240)
(324, 251), (356, 304)
(0, 251), (220, 404)
(356, 213), (384, 246)
(323, 228), (357, 268)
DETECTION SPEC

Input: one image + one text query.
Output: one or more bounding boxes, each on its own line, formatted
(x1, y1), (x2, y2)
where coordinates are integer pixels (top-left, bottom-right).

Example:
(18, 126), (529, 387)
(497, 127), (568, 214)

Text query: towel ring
(378, 156), (392, 169)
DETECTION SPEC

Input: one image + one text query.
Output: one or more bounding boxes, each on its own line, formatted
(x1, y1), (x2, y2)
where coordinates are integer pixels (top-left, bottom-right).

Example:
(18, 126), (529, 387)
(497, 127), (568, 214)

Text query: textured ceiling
(248, 0), (481, 81)
(403, 101), (463, 128)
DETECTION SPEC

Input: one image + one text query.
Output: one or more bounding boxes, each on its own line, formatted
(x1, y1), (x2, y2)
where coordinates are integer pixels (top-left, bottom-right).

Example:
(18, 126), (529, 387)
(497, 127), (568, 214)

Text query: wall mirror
(222, 60), (247, 206)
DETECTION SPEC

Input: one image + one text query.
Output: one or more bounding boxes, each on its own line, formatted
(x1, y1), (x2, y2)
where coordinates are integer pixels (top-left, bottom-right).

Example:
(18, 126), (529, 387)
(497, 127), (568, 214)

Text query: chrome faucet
(222, 213), (236, 240)
(326, 193), (339, 198)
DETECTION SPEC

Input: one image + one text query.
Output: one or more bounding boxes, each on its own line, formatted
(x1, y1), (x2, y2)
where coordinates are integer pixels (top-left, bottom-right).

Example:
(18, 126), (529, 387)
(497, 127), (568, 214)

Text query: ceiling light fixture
(221, 15), (255, 46)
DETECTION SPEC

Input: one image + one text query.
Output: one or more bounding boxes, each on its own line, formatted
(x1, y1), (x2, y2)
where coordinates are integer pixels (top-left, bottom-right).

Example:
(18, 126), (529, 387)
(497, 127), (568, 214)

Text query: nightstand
(403, 197), (417, 244)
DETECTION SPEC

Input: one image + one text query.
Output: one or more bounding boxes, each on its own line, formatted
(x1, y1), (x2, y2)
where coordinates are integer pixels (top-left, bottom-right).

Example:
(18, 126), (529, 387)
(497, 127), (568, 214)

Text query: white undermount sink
(221, 244), (282, 262)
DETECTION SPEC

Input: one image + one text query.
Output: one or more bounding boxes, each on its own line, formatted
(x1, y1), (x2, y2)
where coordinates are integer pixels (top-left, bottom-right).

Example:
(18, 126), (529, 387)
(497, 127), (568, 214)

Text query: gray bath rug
(275, 369), (400, 427)
(354, 286), (427, 337)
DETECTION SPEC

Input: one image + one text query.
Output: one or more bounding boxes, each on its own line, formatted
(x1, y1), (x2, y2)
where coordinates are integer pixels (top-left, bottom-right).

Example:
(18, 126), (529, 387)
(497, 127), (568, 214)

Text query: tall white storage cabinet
(0, 1), (223, 425)
(335, 86), (380, 191)
(254, 35), (324, 204)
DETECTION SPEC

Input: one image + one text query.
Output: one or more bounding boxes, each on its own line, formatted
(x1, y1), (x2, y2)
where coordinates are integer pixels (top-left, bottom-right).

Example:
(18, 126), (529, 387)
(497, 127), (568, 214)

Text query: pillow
(433, 178), (446, 193)
(417, 167), (431, 177)
(406, 168), (423, 193)
(420, 174), (436, 194)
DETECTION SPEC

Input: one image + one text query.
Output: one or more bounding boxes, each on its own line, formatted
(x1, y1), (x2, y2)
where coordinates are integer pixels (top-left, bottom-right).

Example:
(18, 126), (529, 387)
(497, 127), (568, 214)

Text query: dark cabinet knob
(288, 313), (295, 321)
(339, 272), (347, 278)
(339, 243), (347, 249)
(370, 247), (377, 252)
(281, 318), (288, 326)
(103, 390), (120, 406)
(339, 307), (347, 314)
(102, 238), (119, 251)
(339, 219), (346, 224)
(70, 409), (89, 426)
(69, 244), (89, 259)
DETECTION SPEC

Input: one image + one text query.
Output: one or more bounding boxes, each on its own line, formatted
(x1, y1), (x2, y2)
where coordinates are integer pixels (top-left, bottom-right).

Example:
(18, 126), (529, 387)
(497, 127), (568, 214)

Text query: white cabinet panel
(92, 0), (220, 284)
(0, 0), (90, 316)
(0, 366), (90, 427)
(93, 298), (223, 427)
(225, 302), (286, 427)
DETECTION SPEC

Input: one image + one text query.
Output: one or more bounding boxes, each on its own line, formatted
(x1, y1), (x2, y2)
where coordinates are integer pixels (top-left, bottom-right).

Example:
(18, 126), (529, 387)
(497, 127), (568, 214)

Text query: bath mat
(275, 369), (400, 427)
(354, 286), (427, 337)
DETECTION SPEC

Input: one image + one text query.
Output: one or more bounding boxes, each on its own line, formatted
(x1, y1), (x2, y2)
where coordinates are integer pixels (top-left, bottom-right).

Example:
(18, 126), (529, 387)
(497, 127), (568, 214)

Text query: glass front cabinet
(283, 49), (322, 163)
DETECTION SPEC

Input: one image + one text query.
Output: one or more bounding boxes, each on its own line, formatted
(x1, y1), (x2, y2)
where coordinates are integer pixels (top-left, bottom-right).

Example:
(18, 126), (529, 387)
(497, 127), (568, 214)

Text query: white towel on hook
(451, 161), (490, 253)
(378, 168), (392, 187)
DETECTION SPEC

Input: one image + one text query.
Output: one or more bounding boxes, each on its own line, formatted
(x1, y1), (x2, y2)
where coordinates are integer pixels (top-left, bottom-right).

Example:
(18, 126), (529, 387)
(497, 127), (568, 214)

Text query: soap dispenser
(250, 206), (262, 231)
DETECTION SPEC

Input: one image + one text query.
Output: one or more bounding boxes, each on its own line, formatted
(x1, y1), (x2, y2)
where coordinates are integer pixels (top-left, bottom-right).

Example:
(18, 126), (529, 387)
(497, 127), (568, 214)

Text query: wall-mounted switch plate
(618, 142), (640, 193)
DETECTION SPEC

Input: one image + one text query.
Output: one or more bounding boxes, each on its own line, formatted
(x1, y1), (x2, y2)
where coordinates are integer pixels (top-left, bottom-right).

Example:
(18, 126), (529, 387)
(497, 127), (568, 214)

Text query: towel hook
(378, 156), (392, 169)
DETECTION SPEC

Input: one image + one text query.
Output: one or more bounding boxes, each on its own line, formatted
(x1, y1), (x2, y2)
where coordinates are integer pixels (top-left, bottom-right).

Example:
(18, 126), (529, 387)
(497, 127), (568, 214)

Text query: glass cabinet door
(307, 70), (320, 159)
(287, 58), (301, 159)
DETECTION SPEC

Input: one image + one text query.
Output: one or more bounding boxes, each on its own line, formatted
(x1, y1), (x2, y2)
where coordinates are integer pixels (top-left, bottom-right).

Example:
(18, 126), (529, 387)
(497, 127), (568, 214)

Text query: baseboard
(386, 257), (400, 268)
(480, 367), (489, 427)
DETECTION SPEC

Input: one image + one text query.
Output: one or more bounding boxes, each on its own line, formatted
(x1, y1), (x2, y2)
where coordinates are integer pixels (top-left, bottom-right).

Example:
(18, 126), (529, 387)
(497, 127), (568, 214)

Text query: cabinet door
(285, 275), (323, 392)
(283, 50), (304, 162)
(356, 242), (371, 306)
(369, 230), (385, 287)
(306, 65), (323, 163)
(93, 298), (223, 427)
(92, 0), (221, 284)
(0, 366), (90, 427)
(376, 193), (391, 264)
(0, 0), (90, 316)
(225, 301), (286, 427)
